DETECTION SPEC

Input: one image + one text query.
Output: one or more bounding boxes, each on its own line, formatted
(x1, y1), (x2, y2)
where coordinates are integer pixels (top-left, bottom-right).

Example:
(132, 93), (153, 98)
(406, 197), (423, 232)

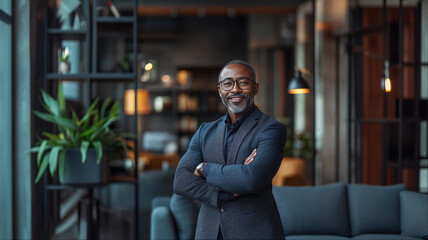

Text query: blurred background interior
(1, 0), (427, 239)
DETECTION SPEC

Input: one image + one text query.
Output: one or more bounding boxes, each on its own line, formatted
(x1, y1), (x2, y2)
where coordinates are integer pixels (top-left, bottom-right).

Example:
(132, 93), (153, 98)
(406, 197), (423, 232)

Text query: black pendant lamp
(288, 70), (310, 94)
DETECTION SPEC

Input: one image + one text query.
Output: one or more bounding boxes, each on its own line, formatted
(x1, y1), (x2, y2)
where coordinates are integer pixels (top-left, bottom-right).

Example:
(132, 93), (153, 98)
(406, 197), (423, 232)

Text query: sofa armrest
(152, 196), (171, 209)
(151, 206), (177, 240)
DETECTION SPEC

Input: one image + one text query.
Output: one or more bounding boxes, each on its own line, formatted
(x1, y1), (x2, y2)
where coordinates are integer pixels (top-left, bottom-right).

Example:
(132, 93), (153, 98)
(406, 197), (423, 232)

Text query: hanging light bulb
(288, 69), (311, 94)
(381, 61), (392, 93)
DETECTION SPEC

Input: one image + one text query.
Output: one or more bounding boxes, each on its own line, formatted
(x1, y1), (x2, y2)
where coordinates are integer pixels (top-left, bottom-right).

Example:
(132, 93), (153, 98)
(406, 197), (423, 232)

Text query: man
(174, 60), (287, 240)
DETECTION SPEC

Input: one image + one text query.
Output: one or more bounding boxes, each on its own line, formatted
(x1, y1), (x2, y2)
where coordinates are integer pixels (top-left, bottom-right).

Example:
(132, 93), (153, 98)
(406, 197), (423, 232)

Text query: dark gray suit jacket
(174, 107), (287, 240)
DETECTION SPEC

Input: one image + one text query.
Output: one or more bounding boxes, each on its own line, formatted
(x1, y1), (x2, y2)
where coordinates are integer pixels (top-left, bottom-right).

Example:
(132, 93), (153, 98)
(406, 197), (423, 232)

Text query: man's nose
(230, 81), (242, 93)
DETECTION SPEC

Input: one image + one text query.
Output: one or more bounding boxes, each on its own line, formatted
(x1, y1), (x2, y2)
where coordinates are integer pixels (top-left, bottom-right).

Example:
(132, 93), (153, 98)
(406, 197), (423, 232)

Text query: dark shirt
(203, 105), (257, 203)
(223, 105), (256, 163)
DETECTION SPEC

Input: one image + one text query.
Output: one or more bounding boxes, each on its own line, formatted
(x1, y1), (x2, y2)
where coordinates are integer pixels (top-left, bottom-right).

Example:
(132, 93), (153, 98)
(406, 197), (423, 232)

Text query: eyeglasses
(218, 78), (255, 91)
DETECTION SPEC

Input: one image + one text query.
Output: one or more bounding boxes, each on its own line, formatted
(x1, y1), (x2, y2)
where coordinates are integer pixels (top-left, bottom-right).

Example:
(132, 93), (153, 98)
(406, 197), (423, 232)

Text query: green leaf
(57, 85), (66, 112)
(37, 140), (48, 166)
(80, 141), (90, 164)
(34, 111), (79, 130)
(41, 90), (62, 116)
(93, 141), (103, 164)
(81, 99), (99, 124)
(71, 110), (80, 126)
(100, 98), (112, 119)
(35, 153), (50, 183)
(58, 150), (65, 183)
(42, 132), (61, 141)
(49, 146), (61, 176)
(109, 101), (119, 118)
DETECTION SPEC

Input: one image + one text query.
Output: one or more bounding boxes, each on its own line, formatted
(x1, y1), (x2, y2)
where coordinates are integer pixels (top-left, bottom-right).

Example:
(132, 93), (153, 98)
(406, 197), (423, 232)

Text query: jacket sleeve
(203, 122), (286, 194)
(173, 124), (220, 207)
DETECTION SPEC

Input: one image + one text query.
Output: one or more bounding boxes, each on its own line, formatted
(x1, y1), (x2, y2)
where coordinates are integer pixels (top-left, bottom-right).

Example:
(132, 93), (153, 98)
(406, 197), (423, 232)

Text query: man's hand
(244, 149), (257, 165)
(234, 149), (257, 197)
(194, 162), (207, 178)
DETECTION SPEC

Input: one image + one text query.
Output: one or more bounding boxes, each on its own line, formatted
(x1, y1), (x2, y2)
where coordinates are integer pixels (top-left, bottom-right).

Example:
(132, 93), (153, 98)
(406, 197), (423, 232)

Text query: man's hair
(218, 60), (256, 82)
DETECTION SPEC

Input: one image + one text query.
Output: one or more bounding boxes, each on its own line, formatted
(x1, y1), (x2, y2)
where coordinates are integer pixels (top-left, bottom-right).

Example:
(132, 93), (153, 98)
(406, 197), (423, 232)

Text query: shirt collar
(225, 105), (257, 127)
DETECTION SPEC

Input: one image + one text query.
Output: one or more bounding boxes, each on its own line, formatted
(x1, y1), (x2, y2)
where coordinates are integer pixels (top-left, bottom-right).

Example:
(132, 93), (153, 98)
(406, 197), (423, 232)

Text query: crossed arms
(173, 122), (286, 206)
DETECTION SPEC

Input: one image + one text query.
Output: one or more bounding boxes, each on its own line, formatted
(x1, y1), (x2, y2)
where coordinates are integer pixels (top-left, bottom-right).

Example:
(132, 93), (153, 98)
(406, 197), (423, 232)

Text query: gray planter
(62, 148), (109, 185)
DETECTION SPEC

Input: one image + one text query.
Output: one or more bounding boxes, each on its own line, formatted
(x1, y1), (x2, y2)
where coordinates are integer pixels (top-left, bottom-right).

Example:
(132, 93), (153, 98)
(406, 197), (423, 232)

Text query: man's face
(218, 64), (259, 114)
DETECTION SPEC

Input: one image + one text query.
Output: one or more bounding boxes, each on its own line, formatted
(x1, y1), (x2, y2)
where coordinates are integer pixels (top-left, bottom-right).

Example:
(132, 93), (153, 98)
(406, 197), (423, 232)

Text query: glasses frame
(218, 78), (256, 91)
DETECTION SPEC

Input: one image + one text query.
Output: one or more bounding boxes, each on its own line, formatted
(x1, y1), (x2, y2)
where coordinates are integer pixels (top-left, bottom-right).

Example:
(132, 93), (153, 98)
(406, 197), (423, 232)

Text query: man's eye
(239, 81), (249, 85)
(223, 82), (232, 87)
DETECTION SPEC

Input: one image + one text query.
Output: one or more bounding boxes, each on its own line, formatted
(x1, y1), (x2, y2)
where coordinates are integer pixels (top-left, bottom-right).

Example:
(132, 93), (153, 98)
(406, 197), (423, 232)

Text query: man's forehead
(220, 64), (252, 78)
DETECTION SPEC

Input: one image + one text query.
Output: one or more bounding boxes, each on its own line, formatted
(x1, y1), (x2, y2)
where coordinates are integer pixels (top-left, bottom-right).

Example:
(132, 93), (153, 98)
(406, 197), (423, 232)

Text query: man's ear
(218, 85), (222, 96)
(253, 83), (259, 96)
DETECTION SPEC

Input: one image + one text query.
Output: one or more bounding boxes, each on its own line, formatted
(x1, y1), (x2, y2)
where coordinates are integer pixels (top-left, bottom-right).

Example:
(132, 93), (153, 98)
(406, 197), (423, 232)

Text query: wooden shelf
(46, 73), (135, 80)
(46, 73), (89, 80)
(47, 29), (86, 34)
(97, 16), (134, 23)
(47, 29), (87, 40)
(109, 175), (137, 183)
(90, 73), (135, 80)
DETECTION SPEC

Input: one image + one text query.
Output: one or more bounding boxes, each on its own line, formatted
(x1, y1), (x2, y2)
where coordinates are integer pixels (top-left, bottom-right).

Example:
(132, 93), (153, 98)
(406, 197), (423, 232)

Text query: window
(0, 1), (12, 238)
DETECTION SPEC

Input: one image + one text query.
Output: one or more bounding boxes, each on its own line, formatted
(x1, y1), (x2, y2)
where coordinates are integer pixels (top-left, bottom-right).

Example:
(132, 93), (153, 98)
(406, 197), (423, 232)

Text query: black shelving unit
(42, 0), (139, 239)
(343, 1), (427, 191)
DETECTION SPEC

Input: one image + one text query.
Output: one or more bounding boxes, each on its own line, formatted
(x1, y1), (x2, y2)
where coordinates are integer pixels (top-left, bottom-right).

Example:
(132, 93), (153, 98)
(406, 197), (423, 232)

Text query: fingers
(194, 169), (202, 177)
(244, 149), (257, 165)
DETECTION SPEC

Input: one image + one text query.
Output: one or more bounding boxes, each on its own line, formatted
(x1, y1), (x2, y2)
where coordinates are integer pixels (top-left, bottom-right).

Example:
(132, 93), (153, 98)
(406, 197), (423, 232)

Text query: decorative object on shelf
(177, 70), (192, 86)
(124, 89), (151, 115)
(161, 74), (173, 87)
(381, 61), (392, 93)
(107, 0), (121, 18)
(58, 47), (70, 74)
(30, 86), (132, 184)
(178, 93), (198, 112)
(154, 96), (172, 113)
(288, 69), (311, 94)
(72, 8), (87, 31)
(56, 0), (81, 29)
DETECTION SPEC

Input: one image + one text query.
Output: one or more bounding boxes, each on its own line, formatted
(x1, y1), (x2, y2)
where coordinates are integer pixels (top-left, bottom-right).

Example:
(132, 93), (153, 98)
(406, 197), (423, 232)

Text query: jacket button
(220, 208), (224, 213)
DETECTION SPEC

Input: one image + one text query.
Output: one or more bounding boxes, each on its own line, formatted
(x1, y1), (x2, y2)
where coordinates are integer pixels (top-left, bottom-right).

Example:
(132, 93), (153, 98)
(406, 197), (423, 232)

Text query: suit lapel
(214, 116), (226, 164)
(227, 108), (261, 164)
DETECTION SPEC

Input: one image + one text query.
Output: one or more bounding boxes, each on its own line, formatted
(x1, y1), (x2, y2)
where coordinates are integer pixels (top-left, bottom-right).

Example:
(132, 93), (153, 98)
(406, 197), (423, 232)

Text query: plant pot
(58, 61), (70, 74)
(61, 148), (109, 185)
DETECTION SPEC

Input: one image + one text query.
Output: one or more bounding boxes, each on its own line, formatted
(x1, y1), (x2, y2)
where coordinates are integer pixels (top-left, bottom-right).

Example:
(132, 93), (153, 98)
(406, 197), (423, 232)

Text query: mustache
(226, 93), (247, 99)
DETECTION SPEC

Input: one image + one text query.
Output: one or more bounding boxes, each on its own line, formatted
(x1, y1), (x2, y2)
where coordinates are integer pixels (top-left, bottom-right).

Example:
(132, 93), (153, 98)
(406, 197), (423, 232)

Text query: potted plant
(31, 86), (132, 185)
(58, 47), (70, 74)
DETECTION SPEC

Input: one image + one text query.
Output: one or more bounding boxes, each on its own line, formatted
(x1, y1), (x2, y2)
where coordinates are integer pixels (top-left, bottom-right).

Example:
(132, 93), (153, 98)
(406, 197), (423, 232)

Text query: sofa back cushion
(400, 190), (428, 239)
(272, 182), (350, 236)
(348, 184), (406, 236)
(169, 194), (200, 240)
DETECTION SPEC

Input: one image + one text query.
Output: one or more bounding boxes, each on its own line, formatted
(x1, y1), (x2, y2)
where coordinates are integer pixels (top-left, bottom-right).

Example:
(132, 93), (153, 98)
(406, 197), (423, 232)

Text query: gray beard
(221, 93), (254, 114)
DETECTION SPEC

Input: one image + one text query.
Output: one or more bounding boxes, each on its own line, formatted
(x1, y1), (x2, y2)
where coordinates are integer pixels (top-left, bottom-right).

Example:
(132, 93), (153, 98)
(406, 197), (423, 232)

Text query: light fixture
(381, 61), (392, 93)
(161, 74), (171, 83)
(144, 62), (153, 71)
(124, 89), (150, 115)
(288, 69), (311, 94)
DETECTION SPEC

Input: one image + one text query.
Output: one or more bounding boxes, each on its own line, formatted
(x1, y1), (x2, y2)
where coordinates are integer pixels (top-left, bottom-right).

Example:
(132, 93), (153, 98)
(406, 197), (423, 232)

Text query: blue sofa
(151, 182), (428, 240)
(97, 168), (176, 240)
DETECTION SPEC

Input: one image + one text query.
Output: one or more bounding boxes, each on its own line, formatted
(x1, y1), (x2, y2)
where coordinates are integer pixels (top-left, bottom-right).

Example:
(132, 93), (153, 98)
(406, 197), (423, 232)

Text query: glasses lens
(238, 79), (251, 90)
(221, 80), (234, 90)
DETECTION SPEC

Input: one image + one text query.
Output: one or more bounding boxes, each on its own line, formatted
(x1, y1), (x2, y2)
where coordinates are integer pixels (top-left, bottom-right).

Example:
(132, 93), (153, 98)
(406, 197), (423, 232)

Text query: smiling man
(174, 60), (287, 240)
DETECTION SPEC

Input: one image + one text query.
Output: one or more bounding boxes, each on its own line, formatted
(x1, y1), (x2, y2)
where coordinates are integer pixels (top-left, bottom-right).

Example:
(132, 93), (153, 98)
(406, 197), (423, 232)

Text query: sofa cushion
(348, 184), (406, 236)
(169, 194), (199, 240)
(400, 190), (428, 239)
(287, 235), (349, 240)
(273, 182), (350, 236)
(352, 234), (421, 240)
